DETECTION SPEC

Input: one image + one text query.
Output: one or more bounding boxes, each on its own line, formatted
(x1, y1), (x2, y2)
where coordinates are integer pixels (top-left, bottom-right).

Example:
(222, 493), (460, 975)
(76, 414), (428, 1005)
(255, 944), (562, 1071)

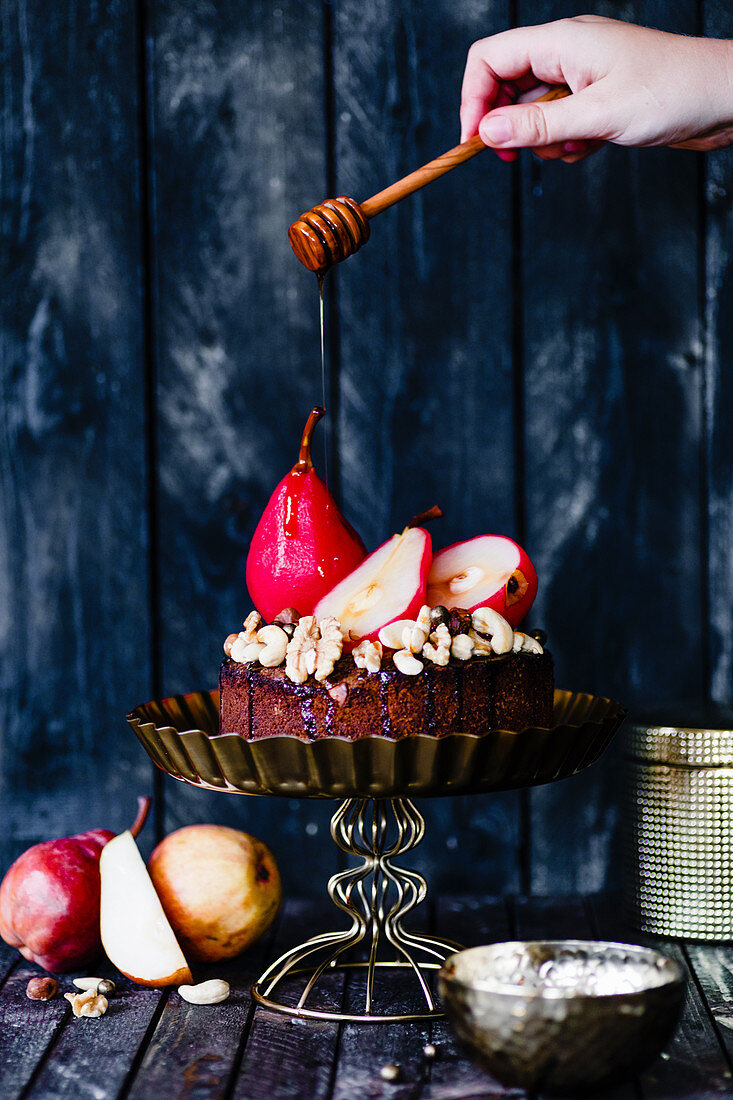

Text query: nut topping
(402, 624), (428, 654)
(512, 631), (544, 654)
(73, 977), (116, 995)
(422, 623), (451, 666)
(285, 615), (343, 684)
(471, 607), (513, 654)
(256, 624), (290, 667)
(393, 649), (423, 676)
(353, 639), (383, 674)
(450, 633), (474, 661)
(377, 619), (415, 650)
(273, 607), (301, 626)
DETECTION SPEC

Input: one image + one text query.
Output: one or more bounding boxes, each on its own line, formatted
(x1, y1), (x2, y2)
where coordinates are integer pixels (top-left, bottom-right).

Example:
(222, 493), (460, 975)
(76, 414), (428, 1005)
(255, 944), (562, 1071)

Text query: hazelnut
(530, 628), (547, 646)
(273, 607), (301, 626)
(26, 976), (58, 1001)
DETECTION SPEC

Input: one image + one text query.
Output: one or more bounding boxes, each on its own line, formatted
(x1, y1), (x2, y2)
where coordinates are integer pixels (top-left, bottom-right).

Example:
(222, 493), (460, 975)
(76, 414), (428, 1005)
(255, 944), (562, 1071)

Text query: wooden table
(1, 894), (731, 1100)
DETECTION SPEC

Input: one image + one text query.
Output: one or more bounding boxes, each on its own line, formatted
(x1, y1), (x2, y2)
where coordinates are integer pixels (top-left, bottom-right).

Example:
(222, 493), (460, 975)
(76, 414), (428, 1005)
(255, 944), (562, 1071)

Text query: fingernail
(563, 141), (585, 154)
(481, 116), (513, 145)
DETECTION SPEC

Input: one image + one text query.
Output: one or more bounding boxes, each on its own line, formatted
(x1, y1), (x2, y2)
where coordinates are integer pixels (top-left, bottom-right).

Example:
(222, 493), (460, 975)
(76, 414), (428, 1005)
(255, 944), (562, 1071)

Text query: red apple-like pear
(427, 535), (538, 627)
(246, 407), (366, 622)
(0, 797), (150, 973)
(314, 523), (433, 642)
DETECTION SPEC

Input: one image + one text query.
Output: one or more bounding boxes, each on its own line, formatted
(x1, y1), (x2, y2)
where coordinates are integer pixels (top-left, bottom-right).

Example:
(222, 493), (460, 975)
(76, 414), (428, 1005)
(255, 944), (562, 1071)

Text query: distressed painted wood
(146, 0), (336, 890)
(703, 2), (733, 706)
(0, 0), (153, 871)
(332, 0), (522, 897)
(519, 0), (706, 896)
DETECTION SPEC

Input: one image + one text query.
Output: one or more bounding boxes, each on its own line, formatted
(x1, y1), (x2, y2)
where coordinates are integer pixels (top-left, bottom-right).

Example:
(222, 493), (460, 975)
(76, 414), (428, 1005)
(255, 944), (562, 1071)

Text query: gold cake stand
(128, 689), (626, 1023)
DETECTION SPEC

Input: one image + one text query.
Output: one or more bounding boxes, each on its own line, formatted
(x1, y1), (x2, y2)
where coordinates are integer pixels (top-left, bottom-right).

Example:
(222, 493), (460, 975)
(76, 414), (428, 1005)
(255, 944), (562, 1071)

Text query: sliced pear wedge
(100, 830), (193, 987)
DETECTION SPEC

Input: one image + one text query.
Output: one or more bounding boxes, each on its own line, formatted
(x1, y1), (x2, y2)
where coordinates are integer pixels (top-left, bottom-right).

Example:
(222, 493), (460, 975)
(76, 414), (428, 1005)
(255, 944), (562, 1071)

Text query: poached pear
(246, 407), (366, 621)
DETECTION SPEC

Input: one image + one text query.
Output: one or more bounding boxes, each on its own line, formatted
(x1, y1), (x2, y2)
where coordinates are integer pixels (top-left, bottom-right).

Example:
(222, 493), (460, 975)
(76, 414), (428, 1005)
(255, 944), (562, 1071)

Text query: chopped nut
(285, 616), (343, 684)
(393, 649), (423, 675)
(72, 977), (116, 996)
(471, 607), (513, 654)
(26, 976), (58, 1001)
(402, 624), (428, 654)
(468, 628), (492, 656)
(327, 682), (349, 706)
(65, 989), (108, 1018)
(416, 604), (432, 632)
(450, 633), (474, 661)
(178, 979), (230, 1005)
(242, 610), (262, 641)
(353, 638), (383, 674)
(512, 631), (543, 654)
(314, 617), (344, 681)
(223, 632), (239, 658)
(423, 623), (451, 666)
(378, 619), (414, 650)
(256, 624), (289, 667)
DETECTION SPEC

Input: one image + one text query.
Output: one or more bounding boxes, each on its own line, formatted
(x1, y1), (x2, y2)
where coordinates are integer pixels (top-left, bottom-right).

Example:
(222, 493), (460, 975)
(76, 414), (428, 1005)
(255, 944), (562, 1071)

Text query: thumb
(479, 86), (609, 148)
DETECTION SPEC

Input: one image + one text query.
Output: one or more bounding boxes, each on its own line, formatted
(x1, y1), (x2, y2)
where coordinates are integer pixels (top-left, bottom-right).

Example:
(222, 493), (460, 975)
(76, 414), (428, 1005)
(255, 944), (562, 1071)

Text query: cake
(219, 606), (554, 741)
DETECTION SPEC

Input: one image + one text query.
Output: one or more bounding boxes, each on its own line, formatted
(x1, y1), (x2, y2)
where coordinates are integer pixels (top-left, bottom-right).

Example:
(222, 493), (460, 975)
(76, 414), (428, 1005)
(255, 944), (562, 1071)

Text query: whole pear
(246, 407), (365, 621)
(0, 798), (150, 973)
(148, 825), (282, 962)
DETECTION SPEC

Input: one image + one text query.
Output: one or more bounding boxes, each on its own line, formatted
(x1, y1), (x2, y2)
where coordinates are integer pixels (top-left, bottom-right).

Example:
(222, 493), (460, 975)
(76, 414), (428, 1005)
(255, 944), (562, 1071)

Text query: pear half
(100, 830), (193, 987)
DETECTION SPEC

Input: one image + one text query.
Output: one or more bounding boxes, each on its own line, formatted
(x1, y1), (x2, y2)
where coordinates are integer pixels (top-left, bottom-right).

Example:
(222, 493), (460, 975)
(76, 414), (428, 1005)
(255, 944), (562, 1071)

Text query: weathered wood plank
(125, 932), (273, 1100)
(25, 980), (163, 1100)
(589, 896), (733, 1098)
(685, 944), (733, 1069)
(333, 0), (522, 897)
(703, 3), (733, 705)
(231, 899), (345, 1100)
(519, 0), (705, 896)
(0, 0), (152, 871)
(424, 897), (521, 1098)
(147, 0), (337, 891)
(0, 963), (71, 1098)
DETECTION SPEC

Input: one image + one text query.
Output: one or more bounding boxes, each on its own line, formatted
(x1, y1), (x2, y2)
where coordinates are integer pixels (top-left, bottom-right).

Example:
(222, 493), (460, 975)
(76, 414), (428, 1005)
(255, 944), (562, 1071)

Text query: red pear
(246, 407), (366, 621)
(427, 535), (538, 627)
(0, 797), (150, 973)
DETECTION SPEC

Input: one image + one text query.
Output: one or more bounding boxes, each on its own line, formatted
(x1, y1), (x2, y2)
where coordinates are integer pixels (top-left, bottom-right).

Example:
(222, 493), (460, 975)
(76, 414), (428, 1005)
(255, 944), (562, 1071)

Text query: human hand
(461, 16), (733, 163)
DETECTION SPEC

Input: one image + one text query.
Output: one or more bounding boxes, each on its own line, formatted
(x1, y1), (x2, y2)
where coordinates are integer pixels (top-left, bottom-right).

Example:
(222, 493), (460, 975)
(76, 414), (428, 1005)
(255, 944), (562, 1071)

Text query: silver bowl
(439, 940), (686, 1095)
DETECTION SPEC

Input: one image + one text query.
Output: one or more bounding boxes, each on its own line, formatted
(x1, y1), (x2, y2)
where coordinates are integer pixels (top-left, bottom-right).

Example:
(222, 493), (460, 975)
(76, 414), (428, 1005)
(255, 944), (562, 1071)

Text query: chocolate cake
(219, 648), (554, 741)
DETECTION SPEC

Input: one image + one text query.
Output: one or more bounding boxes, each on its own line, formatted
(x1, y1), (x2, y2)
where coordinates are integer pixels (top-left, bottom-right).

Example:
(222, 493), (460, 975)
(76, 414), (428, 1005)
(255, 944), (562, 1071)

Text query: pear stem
(129, 796), (152, 839)
(294, 407), (326, 472)
(407, 505), (444, 529)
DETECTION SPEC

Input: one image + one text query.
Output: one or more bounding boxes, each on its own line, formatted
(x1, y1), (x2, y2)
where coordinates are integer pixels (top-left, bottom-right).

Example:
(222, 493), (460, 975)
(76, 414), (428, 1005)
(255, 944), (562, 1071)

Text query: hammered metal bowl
(127, 689), (626, 799)
(439, 941), (686, 1095)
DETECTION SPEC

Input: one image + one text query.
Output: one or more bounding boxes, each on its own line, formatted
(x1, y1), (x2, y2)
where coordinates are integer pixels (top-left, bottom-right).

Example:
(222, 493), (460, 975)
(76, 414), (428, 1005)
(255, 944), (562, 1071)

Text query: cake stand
(128, 689), (626, 1023)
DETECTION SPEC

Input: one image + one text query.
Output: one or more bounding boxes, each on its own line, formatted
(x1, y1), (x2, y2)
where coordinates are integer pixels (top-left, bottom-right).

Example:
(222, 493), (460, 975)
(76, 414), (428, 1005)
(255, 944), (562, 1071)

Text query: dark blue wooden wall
(1, 0), (731, 897)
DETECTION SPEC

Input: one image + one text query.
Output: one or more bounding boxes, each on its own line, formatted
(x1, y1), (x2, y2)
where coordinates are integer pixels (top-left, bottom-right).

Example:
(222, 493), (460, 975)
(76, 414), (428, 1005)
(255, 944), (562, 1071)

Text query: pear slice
(100, 830), (193, 987)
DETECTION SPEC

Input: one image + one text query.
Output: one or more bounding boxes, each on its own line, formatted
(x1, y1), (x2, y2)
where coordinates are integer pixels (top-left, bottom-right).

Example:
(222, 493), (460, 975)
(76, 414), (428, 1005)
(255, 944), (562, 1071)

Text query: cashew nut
(402, 624), (428, 654)
(451, 633), (475, 661)
(471, 607), (514, 654)
(378, 619), (416, 650)
(393, 649), (423, 675)
(512, 631), (544, 654)
(256, 624), (289, 667)
(178, 979), (230, 1005)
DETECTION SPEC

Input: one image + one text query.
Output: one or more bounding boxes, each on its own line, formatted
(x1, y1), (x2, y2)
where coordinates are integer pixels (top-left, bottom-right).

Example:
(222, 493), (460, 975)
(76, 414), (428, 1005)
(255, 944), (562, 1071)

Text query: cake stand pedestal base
(252, 797), (460, 1023)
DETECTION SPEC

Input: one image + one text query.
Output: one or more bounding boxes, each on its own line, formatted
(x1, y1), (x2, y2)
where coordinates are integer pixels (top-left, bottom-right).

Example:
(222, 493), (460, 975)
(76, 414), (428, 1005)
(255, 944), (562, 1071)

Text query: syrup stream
(317, 274), (328, 482)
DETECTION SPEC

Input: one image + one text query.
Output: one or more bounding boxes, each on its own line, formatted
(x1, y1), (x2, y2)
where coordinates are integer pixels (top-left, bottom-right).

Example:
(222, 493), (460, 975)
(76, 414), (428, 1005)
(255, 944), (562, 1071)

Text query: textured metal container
(624, 703), (733, 940)
(439, 941), (686, 1095)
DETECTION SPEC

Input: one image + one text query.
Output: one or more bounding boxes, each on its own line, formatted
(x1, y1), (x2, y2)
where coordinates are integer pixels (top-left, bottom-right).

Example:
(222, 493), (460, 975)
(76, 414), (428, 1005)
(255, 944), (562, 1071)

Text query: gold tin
(624, 704), (733, 940)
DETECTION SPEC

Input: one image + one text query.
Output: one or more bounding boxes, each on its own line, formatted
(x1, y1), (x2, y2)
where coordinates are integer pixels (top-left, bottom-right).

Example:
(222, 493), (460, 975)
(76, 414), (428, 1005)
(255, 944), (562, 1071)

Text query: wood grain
(0, 0), (153, 873)
(519, 0), (706, 896)
(146, 0), (337, 891)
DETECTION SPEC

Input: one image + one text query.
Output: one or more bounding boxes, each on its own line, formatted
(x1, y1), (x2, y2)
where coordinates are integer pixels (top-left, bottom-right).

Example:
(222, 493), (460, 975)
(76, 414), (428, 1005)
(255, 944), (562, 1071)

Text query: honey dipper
(289, 86), (571, 274)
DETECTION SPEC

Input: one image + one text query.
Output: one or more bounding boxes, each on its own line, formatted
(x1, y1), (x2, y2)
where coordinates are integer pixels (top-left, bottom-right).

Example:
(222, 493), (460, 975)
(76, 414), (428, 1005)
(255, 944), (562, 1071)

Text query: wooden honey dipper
(289, 86), (571, 274)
